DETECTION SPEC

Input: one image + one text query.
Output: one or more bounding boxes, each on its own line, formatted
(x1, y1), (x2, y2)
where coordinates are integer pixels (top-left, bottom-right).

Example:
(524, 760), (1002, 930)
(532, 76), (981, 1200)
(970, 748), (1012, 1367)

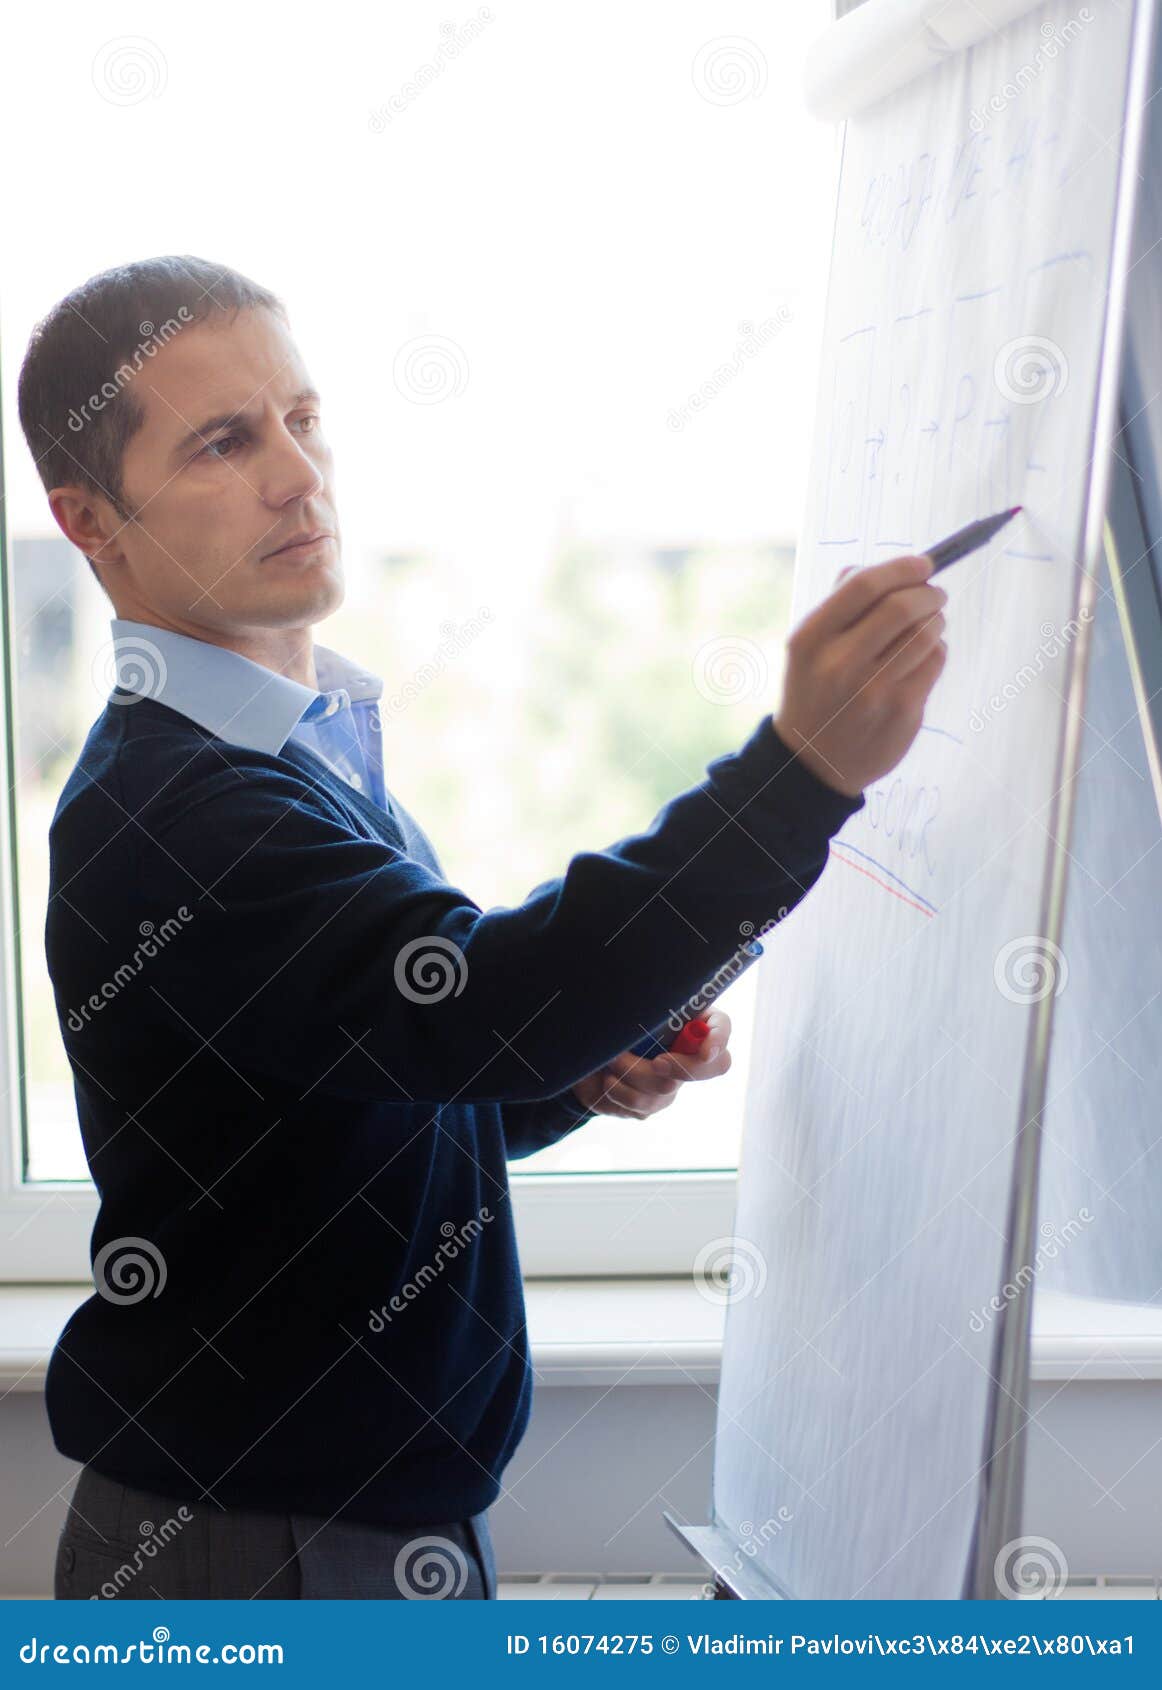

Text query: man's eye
(202, 434), (242, 460)
(294, 414), (320, 435)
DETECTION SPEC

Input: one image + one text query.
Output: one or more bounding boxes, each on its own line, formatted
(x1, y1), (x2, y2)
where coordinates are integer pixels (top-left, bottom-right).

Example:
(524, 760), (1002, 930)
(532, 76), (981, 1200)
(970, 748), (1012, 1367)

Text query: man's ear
(48, 486), (129, 570)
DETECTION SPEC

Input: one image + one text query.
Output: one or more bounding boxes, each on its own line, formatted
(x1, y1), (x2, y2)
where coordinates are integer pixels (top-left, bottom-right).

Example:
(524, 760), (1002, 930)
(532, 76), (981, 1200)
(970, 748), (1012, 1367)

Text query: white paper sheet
(713, 0), (1140, 1600)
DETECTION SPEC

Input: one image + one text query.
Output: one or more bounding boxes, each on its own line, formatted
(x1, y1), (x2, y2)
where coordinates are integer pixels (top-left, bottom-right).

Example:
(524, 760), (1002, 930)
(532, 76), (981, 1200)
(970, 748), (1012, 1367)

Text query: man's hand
(773, 554), (948, 799)
(568, 1010), (733, 1120)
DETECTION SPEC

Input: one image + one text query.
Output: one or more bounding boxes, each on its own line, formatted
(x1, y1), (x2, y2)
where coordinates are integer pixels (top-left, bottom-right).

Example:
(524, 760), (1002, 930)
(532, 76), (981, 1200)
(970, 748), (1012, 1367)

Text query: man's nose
(264, 435), (324, 505)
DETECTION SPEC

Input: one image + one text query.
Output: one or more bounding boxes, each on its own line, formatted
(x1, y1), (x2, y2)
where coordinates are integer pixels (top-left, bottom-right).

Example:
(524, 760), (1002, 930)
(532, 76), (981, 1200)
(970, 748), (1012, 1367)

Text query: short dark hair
(17, 255), (285, 525)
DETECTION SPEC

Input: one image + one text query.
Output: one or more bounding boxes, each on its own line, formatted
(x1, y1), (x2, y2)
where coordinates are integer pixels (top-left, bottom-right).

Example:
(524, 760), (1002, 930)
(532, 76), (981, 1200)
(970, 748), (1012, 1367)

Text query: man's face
(66, 307), (342, 636)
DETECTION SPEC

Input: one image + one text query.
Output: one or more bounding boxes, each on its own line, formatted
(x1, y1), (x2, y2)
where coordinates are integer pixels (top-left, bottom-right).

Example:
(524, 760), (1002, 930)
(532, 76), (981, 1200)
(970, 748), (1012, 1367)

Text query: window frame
(0, 1159), (740, 1282)
(0, 384), (743, 1287)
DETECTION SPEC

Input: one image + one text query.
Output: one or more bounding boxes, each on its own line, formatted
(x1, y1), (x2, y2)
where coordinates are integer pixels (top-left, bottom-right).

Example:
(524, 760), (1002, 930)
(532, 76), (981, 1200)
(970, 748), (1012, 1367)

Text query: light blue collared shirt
(108, 618), (389, 813)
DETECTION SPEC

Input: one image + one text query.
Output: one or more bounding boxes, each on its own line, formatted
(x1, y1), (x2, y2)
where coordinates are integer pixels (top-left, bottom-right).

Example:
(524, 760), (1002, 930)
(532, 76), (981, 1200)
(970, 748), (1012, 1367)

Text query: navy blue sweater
(44, 693), (862, 1524)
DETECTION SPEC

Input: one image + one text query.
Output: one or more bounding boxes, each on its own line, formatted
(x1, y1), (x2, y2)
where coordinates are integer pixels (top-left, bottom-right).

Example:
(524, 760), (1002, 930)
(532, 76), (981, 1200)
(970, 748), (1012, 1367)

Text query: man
(18, 256), (947, 1600)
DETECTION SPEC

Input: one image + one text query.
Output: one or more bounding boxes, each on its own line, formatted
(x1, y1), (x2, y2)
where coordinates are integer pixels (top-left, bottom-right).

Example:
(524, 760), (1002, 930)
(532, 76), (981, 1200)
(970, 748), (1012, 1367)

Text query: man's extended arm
(126, 713), (860, 1107)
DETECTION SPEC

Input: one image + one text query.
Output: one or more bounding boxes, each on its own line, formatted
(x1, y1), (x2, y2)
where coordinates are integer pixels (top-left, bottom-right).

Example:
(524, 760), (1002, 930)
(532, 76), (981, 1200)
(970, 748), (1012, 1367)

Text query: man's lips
(263, 529), (335, 560)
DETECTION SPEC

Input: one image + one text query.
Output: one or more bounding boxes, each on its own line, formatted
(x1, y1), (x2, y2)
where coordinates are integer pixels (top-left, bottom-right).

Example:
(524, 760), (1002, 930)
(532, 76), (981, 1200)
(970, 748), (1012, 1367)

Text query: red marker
(668, 1017), (710, 1057)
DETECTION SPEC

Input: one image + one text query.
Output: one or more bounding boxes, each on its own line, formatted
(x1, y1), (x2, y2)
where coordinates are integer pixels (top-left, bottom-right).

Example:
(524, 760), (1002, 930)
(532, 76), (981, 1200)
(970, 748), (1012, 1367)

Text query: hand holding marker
(629, 507), (1021, 1067)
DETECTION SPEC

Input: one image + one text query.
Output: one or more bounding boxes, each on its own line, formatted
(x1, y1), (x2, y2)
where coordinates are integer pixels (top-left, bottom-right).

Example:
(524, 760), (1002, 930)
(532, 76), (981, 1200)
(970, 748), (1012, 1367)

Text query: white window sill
(1, 1282), (1160, 1393)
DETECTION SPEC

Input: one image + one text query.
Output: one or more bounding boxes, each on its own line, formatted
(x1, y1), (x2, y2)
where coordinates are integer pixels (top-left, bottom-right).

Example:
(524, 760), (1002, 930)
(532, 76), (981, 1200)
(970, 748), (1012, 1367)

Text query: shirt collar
(108, 618), (383, 755)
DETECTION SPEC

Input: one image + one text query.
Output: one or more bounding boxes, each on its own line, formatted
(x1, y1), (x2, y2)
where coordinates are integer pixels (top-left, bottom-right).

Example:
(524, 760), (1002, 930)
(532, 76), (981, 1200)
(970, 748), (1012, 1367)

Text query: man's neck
(114, 611), (319, 691)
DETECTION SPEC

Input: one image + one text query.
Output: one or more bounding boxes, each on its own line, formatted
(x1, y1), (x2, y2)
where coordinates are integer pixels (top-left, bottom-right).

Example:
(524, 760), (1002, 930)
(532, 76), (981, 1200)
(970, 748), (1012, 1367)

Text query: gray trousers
(54, 1465), (497, 1600)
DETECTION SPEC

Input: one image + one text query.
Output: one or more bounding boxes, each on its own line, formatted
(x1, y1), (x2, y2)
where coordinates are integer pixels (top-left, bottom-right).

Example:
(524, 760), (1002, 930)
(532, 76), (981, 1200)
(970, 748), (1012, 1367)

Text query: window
(0, 0), (836, 1277)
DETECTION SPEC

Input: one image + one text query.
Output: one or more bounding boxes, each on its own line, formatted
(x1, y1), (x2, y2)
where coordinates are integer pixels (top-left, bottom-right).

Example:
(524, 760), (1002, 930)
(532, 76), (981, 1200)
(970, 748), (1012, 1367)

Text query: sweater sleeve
(134, 715), (863, 1105)
(501, 1089), (596, 1160)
